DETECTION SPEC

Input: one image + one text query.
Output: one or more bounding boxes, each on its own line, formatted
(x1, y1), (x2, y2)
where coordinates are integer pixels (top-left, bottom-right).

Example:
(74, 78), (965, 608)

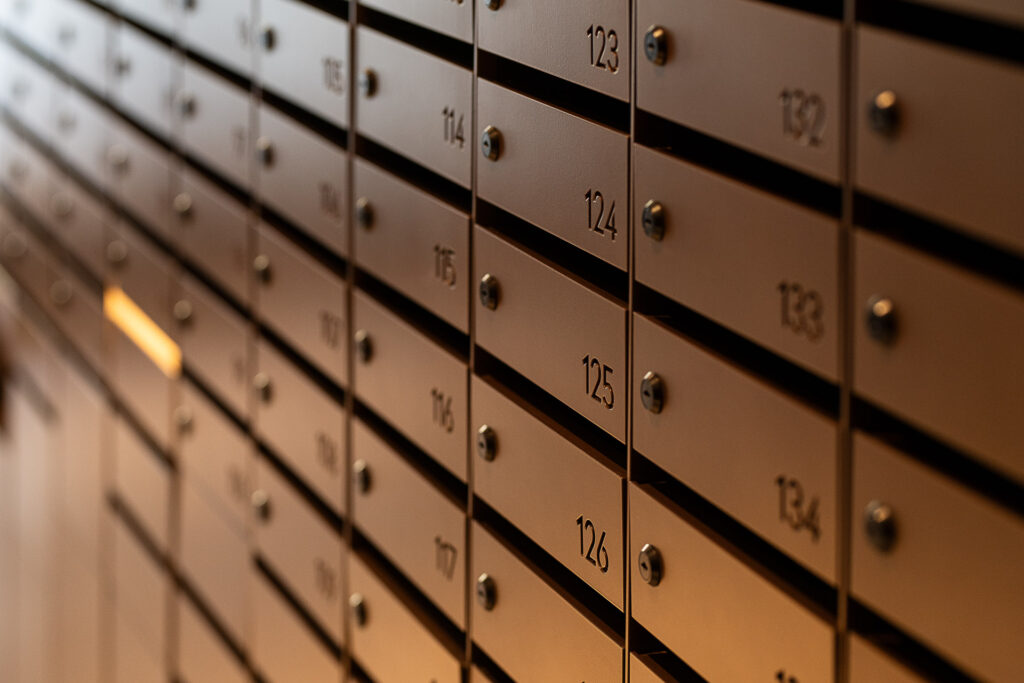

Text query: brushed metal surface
(257, 104), (348, 256)
(46, 176), (110, 281)
(353, 290), (469, 481)
(255, 224), (348, 386)
(470, 522), (623, 682)
(114, 606), (165, 683)
(474, 226), (627, 440)
(178, 595), (250, 683)
(477, 79), (629, 267)
(633, 314), (837, 582)
(470, 375), (625, 608)
(856, 26), (1024, 256)
(849, 635), (924, 683)
(851, 432), (1024, 683)
(112, 326), (173, 450)
(635, 144), (840, 380)
(113, 518), (168, 657)
(636, 0), (841, 182)
(629, 654), (670, 683)
(112, 0), (178, 37)
(259, 0), (349, 129)
(478, 0), (629, 100)
(352, 419), (467, 629)
(51, 85), (111, 190)
(356, 26), (473, 188)
(254, 338), (346, 515)
(114, 417), (171, 551)
(180, 61), (252, 189)
(361, 0), (472, 41)
(49, 0), (110, 95)
(111, 23), (176, 138)
(107, 220), (174, 332)
(904, 0), (1024, 25)
(348, 554), (462, 683)
(353, 159), (470, 332)
(48, 267), (105, 374)
(854, 230), (1024, 483)
(109, 123), (174, 244)
(253, 456), (345, 643)
(630, 484), (834, 682)
(181, 0), (253, 77)
(59, 367), (107, 568)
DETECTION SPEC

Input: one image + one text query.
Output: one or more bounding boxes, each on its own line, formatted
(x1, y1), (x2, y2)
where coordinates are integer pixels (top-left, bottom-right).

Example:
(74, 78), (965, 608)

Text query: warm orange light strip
(103, 286), (181, 378)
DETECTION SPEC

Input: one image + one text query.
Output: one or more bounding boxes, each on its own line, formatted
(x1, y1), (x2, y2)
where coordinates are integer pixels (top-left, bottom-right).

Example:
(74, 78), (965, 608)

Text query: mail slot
(630, 484), (833, 682)
(181, 0), (253, 77)
(254, 338), (346, 514)
(854, 230), (1024, 484)
(849, 635), (923, 683)
(471, 375), (624, 608)
(259, 0), (349, 129)
(856, 26), (1024, 256)
(353, 158), (470, 332)
(175, 274), (249, 418)
(255, 224), (348, 386)
(111, 23), (177, 138)
(851, 432), (1024, 682)
(479, 0), (629, 100)
(251, 568), (342, 683)
(177, 167), (251, 305)
(178, 595), (250, 683)
(180, 61), (252, 189)
(635, 144), (840, 380)
(49, 0), (111, 95)
(252, 457), (345, 644)
(351, 419), (466, 628)
(470, 522), (623, 682)
(114, 417), (171, 552)
(636, 0), (841, 182)
(348, 554), (462, 683)
(477, 80), (629, 268)
(360, 0), (471, 41)
(633, 314), (837, 582)
(356, 26), (473, 188)
(474, 226), (627, 441)
(353, 290), (468, 481)
(257, 104), (348, 256)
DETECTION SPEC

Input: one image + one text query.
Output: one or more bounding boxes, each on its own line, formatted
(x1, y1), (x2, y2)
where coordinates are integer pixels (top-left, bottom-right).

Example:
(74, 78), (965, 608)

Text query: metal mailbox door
(180, 62), (252, 189)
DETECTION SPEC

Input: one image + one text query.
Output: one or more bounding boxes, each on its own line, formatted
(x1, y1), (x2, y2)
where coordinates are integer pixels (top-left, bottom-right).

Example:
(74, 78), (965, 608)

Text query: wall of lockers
(0, 0), (1021, 681)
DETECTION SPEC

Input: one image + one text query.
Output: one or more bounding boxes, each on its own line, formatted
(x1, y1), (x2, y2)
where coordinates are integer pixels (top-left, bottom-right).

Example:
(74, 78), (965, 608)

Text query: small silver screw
(106, 240), (128, 267)
(642, 200), (666, 241)
(865, 295), (897, 345)
(480, 125), (501, 161)
(173, 299), (194, 326)
(354, 329), (373, 364)
(255, 136), (274, 167)
(476, 425), (497, 462)
(476, 573), (497, 611)
(644, 26), (668, 66)
(49, 280), (73, 308)
(640, 371), (665, 414)
(355, 197), (373, 230)
(252, 372), (273, 403)
(174, 405), (194, 434)
(353, 459), (371, 494)
(252, 254), (272, 283)
(349, 593), (367, 627)
(479, 273), (500, 310)
(637, 543), (663, 586)
(251, 489), (272, 522)
(868, 90), (899, 137)
(864, 500), (897, 552)
(259, 25), (276, 51)
(359, 69), (378, 98)
(172, 192), (193, 220)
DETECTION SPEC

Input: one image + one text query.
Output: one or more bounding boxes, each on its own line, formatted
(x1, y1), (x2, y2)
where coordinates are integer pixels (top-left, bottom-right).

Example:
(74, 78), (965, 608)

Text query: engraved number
(585, 189), (617, 240)
(582, 355), (614, 409)
(431, 388), (455, 433)
(586, 25), (619, 73)
(777, 281), (824, 341)
(774, 476), (820, 542)
(779, 89), (825, 147)
(575, 515), (610, 573)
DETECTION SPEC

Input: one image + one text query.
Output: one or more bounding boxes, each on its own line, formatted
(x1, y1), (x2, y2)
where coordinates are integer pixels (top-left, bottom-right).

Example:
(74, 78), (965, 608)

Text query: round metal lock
(251, 489), (272, 522)
(177, 92), (196, 118)
(252, 254), (272, 284)
(181, 0), (196, 11)
(260, 25), (276, 52)
(106, 145), (129, 174)
(640, 371), (665, 414)
(359, 69), (378, 98)
(868, 90), (899, 137)
(172, 192), (193, 220)
(49, 280), (73, 308)
(475, 573), (497, 611)
(252, 372), (273, 403)
(113, 56), (131, 77)
(173, 299), (194, 326)
(355, 197), (374, 230)
(354, 329), (373, 364)
(480, 125), (502, 162)
(50, 192), (74, 220)
(479, 273), (500, 311)
(637, 543), (663, 586)
(2, 233), (27, 260)
(641, 200), (666, 241)
(256, 136), (274, 167)
(864, 499), (897, 552)
(349, 593), (368, 627)
(106, 240), (128, 267)
(353, 459), (372, 494)
(174, 405), (194, 435)
(476, 425), (497, 462)
(865, 295), (897, 345)
(485, 0), (501, 9)
(643, 26), (668, 66)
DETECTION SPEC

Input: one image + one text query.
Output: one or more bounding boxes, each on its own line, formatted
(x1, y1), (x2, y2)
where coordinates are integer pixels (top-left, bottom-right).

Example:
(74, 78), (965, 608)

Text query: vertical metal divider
(624, 1), (637, 680)
(465, 0), (479, 678)
(837, 0), (856, 681)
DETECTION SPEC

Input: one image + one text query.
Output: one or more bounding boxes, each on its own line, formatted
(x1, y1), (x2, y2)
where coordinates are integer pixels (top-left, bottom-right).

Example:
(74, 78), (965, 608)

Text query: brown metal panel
(633, 314), (837, 582)
(635, 144), (840, 380)
(851, 432), (1024, 683)
(348, 554), (463, 683)
(178, 596), (250, 683)
(48, 267), (105, 373)
(856, 27), (1024, 255)
(109, 123), (174, 244)
(474, 226), (627, 440)
(636, 0), (841, 182)
(46, 176), (110, 281)
(849, 636), (924, 683)
(854, 230), (1024, 483)
(630, 484), (834, 682)
(470, 522), (623, 683)
(477, 79), (629, 267)
(356, 26), (473, 188)
(107, 221), (174, 332)
(114, 417), (171, 551)
(113, 519), (168, 658)
(112, 327), (173, 451)
(904, 0), (1024, 25)
(470, 375), (625, 608)
(351, 419), (466, 629)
